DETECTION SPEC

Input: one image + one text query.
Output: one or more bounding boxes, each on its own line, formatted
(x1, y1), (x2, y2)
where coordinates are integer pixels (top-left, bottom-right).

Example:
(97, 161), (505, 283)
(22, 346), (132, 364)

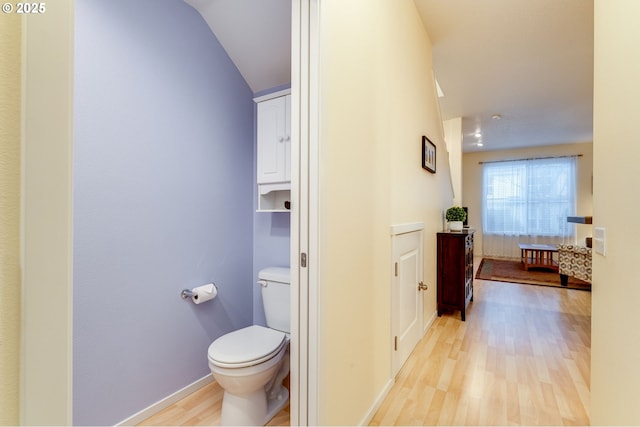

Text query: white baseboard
(423, 310), (438, 335)
(359, 311), (437, 425)
(358, 378), (394, 426)
(116, 374), (214, 426)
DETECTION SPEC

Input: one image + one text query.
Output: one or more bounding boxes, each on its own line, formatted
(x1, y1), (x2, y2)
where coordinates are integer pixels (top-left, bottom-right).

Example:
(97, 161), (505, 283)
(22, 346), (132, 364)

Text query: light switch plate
(594, 227), (606, 256)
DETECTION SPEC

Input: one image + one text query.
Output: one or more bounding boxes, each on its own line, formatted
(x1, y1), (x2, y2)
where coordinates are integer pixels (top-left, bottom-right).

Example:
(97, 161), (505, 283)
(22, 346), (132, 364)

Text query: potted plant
(446, 206), (467, 231)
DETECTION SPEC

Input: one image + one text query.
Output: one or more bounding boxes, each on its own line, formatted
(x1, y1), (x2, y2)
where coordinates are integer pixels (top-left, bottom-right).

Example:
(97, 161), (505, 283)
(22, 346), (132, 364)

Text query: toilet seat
(208, 325), (287, 369)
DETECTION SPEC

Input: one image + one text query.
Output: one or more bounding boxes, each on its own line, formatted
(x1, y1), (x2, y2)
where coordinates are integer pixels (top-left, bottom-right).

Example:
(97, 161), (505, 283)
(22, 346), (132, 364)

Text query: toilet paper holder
(180, 289), (196, 299)
(180, 283), (218, 304)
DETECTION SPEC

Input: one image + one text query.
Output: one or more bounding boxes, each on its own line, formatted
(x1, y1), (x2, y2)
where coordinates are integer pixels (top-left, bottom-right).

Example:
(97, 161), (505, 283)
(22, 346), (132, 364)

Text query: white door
(391, 227), (424, 376)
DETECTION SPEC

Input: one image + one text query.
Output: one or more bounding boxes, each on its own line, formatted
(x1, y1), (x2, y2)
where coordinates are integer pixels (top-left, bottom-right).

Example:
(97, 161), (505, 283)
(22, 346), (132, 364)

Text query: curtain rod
(479, 154), (582, 165)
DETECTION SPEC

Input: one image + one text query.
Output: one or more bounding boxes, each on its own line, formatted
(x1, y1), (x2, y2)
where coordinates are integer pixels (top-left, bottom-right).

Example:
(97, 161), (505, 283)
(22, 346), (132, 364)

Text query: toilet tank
(258, 267), (290, 333)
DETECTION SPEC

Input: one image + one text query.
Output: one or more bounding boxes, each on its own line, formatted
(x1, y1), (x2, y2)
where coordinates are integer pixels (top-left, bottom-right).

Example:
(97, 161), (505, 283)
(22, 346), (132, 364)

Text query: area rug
(476, 258), (591, 291)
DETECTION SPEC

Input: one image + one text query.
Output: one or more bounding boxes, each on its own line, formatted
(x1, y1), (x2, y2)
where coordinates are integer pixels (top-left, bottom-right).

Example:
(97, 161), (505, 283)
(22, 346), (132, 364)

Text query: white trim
(253, 88), (292, 103)
(290, 0), (305, 424)
(20, 1), (75, 424)
(359, 309), (436, 427)
(259, 182), (291, 194)
(307, 0), (321, 424)
(116, 375), (214, 426)
(358, 379), (394, 426)
(390, 222), (425, 236)
(423, 310), (438, 335)
(290, 1), (320, 424)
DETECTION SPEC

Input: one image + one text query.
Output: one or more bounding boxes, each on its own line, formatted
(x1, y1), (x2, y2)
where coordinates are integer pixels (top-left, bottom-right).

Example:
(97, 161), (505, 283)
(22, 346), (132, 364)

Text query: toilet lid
(208, 325), (287, 368)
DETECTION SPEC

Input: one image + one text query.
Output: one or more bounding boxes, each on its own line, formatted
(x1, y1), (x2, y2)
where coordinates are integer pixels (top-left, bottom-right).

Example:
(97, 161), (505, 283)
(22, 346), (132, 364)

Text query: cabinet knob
(285, 135), (291, 142)
(279, 137), (284, 142)
(418, 281), (428, 291)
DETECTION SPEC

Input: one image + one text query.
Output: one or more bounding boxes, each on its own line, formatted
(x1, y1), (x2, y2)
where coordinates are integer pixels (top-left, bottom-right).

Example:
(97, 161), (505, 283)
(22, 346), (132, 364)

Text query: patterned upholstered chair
(557, 244), (592, 285)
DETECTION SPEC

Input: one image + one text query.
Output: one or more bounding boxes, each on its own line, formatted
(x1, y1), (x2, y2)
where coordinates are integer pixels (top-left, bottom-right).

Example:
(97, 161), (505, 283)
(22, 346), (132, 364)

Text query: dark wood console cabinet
(437, 230), (475, 321)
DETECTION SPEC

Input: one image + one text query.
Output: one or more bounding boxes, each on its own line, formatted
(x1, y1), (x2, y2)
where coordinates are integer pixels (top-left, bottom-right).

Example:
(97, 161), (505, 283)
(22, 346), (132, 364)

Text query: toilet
(207, 267), (290, 426)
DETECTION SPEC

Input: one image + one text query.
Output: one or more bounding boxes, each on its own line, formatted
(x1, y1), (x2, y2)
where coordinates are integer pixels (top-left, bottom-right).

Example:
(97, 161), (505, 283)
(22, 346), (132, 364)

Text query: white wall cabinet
(257, 93), (291, 184)
(255, 89), (291, 212)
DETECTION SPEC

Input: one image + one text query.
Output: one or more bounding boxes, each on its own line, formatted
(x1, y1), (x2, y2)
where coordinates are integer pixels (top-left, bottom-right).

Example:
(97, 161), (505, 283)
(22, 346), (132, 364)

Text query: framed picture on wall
(422, 135), (436, 173)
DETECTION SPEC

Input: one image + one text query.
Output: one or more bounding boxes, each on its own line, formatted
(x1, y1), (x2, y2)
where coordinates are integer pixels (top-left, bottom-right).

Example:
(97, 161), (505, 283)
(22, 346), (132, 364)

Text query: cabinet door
(257, 96), (288, 184)
(284, 94), (291, 182)
(440, 237), (464, 306)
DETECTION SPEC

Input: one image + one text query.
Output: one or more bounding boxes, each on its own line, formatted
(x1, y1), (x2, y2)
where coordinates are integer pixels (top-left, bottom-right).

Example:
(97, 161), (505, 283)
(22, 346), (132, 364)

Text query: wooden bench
(518, 243), (559, 272)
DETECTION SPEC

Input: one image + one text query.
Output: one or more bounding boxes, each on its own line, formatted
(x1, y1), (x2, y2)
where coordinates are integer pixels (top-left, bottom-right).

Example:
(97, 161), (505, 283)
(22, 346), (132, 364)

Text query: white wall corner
(443, 117), (463, 206)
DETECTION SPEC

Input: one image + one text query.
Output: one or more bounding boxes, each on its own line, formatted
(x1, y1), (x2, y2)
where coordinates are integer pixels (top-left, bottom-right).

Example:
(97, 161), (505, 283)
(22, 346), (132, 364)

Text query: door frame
(21, 0), (320, 425)
(20, 1), (75, 424)
(291, 0), (319, 424)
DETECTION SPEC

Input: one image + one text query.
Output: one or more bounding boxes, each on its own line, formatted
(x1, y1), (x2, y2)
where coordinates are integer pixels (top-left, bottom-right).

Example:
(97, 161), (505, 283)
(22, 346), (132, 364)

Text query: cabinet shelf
(257, 183), (290, 212)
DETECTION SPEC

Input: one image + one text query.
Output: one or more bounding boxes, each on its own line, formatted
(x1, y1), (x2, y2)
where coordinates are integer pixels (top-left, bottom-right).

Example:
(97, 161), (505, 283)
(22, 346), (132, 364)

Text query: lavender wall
(73, 1), (254, 424)
(253, 211), (291, 325)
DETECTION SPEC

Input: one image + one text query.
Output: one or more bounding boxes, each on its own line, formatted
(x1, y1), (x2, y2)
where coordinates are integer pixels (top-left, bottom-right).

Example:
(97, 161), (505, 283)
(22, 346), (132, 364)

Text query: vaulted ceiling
(184, 0), (291, 93)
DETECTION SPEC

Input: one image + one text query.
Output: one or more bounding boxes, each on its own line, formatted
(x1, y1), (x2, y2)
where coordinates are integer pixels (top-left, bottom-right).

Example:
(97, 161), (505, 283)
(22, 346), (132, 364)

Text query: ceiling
(185, 0), (594, 153)
(415, 0), (594, 152)
(184, 0), (291, 94)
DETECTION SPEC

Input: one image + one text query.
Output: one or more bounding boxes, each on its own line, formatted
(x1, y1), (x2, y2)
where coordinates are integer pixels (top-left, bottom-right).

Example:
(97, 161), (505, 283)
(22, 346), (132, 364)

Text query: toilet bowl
(208, 325), (289, 426)
(207, 267), (290, 426)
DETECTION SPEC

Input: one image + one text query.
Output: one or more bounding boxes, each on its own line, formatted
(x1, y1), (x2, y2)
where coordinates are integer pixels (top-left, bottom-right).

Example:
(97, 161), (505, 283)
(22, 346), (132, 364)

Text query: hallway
(369, 261), (591, 425)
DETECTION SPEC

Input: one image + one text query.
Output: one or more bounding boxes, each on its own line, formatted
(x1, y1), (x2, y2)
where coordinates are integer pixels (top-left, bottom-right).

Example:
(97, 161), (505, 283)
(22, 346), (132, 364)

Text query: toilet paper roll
(191, 283), (217, 304)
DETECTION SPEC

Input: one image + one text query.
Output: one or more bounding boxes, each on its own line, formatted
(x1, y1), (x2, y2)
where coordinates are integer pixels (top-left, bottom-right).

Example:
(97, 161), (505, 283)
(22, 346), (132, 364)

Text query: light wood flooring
(139, 258), (590, 426)
(370, 260), (591, 425)
(137, 380), (289, 426)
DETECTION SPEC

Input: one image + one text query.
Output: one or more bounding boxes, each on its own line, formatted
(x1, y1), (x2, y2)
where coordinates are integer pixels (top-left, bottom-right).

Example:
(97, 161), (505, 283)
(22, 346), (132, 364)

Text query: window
(482, 157), (577, 237)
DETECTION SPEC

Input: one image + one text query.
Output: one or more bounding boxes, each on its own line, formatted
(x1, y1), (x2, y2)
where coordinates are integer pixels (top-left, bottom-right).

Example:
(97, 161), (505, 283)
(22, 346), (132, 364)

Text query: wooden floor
(137, 380), (289, 426)
(370, 260), (591, 426)
(139, 259), (590, 426)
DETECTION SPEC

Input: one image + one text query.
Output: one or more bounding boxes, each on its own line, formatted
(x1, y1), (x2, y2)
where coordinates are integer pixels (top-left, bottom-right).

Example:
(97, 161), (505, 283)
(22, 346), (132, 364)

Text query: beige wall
(462, 142), (593, 256)
(591, 1), (640, 424)
(0, 14), (22, 426)
(318, 1), (453, 423)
